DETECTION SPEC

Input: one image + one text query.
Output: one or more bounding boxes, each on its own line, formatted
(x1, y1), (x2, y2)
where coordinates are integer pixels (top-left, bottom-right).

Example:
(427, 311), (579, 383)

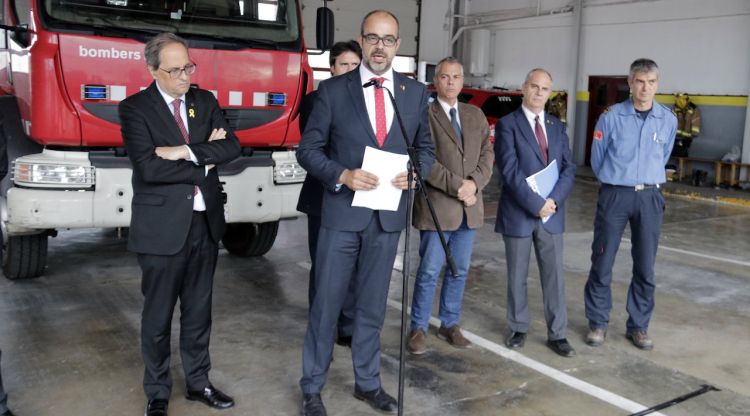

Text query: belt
(603, 183), (660, 191)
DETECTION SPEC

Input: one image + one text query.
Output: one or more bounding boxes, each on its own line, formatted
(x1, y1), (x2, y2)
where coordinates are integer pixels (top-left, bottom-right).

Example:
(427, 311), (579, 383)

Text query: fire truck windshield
(41, 0), (301, 51)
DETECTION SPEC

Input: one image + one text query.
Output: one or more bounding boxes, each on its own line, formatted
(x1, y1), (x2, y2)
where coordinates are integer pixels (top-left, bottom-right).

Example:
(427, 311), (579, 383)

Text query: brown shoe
(407, 329), (427, 355)
(626, 330), (654, 350)
(585, 328), (607, 347)
(437, 325), (471, 348)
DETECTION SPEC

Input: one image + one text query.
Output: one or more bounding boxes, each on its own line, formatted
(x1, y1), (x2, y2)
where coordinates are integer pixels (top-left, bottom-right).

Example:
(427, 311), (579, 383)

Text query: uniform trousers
(584, 185), (664, 332)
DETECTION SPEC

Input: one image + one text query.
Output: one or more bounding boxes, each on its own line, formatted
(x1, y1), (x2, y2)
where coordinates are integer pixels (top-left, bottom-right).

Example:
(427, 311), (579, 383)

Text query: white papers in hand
(526, 159), (559, 223)
(351, 146), (409, 211)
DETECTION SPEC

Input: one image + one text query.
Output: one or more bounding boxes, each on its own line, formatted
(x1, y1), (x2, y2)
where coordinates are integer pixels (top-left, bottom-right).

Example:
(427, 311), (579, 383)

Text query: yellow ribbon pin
(400, 85), (406, 92)
(188, 108), (196, 118)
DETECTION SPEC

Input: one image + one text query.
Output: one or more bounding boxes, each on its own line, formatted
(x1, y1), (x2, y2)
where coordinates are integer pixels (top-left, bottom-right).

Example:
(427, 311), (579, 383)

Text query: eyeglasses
(159, 63), (196, 79)
(361, 33), (398, 47)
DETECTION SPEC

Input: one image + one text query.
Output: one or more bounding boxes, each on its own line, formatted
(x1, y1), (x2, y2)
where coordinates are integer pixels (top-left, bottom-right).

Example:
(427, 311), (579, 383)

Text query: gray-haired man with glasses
(119, 32), (240, 416)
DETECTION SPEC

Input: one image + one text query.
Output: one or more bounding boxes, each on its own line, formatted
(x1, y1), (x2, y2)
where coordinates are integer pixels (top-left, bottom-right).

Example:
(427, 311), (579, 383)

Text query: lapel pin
(188, 108), (196, 118)
(400, 84), (406, 92)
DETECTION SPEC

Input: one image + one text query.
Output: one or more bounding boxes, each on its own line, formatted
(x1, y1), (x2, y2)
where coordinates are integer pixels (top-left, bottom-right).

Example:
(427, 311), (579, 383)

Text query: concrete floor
(1, 178), (749, 415)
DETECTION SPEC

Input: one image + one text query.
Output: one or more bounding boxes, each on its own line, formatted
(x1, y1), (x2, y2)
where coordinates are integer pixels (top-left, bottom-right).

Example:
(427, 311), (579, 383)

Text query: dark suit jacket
(494, 107), (576, 237)
(119, 82), (241, 255)
(413, 101), (493, 231)
(296, 90), (323, 216)
(297, 70), (435, 233)
(0, 112), (7, 180)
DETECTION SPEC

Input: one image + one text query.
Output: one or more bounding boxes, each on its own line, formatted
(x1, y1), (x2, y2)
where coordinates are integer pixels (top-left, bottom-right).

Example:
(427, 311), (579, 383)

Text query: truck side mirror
(0, 24), (31, 48)
(315, 6), (334, 51)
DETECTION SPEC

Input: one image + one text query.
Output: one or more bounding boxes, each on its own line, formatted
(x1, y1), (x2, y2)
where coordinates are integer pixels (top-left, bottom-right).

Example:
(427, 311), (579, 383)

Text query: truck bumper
(6, 167), (133, 233)
(6, 153), (302, 234)
(222, 166), (302, 223)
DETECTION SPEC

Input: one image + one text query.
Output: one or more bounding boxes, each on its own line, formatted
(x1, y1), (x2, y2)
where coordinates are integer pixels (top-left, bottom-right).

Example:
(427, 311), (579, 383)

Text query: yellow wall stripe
(654, 94), (747, 107)
(575, 91), (747, 107)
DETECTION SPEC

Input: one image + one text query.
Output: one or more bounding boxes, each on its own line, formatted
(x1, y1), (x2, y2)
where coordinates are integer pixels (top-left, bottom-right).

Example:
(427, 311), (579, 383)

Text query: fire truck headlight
(274, 161), (306, 184)
(12, 161), (96, 188)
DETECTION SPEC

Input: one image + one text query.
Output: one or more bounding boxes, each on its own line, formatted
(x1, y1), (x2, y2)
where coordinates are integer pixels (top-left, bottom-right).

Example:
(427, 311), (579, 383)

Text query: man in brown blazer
(407, 57), (494, 354)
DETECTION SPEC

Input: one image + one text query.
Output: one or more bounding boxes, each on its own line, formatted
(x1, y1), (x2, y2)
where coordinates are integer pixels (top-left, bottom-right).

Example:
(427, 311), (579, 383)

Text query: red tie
(534, 115), (548, 165)
(172, 99), (198, 196)
(172, 99), (190, 144)
(371, 77), (387, 147)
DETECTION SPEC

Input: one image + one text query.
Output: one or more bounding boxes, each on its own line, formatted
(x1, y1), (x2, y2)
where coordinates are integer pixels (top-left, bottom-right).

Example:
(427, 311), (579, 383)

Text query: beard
(364, 49), (392, 75)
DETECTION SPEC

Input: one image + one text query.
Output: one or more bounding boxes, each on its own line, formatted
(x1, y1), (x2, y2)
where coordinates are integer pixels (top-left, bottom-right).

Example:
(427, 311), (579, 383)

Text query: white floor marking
(621, 238), (750, 267)
(386, 299), (665, 415)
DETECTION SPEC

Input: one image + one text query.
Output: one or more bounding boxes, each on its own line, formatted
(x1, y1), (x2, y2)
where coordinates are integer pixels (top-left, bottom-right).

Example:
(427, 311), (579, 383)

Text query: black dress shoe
(302, 393), (327, 416)
(353, 386), (397, 414)
(505, 332), (526, 349)
(547, 338), (576, 357)
(186, 383), (234, 409)
(144, 399), (168, 416)
(335, 335), (352, 348)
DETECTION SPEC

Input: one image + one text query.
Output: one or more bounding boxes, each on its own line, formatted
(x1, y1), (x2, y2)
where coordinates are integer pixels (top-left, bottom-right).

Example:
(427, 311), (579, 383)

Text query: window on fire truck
(12, 0), (30, 25)
(457, 93), (473, 103)
(42, 0), (299, 47)
(480, 95), (523, 120)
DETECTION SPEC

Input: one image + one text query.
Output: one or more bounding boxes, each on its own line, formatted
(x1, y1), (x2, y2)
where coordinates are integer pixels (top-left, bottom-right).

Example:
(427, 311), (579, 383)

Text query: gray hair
(524, 68), (552, 84)
(145, 33), (188, 70)
(435, 56), (463, 76)
(629, 58), (659, 81)
(360, 10), (400, 37)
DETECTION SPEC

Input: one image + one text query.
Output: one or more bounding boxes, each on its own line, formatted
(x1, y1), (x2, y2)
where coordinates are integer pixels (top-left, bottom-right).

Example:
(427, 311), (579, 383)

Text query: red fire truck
(0, 0), (326, 279)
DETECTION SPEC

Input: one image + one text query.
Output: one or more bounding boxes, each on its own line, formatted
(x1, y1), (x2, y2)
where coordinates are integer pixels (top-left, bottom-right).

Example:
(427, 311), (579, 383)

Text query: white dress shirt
(521, 104), (547, 139)
(155, 82), (207, 211)
(437, 97), (461, 129)
(359, 64), (394, 138)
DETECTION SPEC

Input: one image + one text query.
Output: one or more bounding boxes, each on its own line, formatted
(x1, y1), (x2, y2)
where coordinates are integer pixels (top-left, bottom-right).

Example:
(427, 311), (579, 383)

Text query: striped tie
(172, 99), (198, 195)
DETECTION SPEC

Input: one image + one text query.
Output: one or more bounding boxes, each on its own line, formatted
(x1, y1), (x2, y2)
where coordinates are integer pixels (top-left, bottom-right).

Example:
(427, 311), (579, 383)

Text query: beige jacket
(412, 101), (494, 230)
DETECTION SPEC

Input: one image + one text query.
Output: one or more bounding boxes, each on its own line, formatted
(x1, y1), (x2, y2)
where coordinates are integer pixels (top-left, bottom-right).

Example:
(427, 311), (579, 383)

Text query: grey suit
(494, 108), (576, 340)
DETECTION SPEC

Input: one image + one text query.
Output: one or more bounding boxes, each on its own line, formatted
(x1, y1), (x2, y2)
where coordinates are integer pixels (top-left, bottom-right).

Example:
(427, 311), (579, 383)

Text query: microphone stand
(367, 80), (458, 416)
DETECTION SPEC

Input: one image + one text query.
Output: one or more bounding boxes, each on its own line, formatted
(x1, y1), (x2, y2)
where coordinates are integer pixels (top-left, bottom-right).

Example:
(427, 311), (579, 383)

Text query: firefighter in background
(546, 91), (568, 124)
(671, 93), (701, 157)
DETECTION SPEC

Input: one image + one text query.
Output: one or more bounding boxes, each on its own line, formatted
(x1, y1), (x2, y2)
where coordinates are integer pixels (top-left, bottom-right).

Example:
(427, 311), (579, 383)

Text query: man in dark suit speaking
(119, 33), (240, 416)
(494, 68), (577, 358)
(297, 10), (434, 416)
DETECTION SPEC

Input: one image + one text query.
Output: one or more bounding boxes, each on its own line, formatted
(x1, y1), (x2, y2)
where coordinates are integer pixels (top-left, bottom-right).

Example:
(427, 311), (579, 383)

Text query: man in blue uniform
(584, 58), (676, 350)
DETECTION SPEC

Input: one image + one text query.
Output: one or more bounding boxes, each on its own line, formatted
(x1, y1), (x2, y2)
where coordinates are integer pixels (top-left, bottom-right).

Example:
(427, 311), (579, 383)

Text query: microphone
(362, 79), (382, 89)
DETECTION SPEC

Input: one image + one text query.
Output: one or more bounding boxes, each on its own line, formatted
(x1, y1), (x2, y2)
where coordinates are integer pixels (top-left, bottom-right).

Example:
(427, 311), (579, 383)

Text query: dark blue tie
(450, 107), (462, 145)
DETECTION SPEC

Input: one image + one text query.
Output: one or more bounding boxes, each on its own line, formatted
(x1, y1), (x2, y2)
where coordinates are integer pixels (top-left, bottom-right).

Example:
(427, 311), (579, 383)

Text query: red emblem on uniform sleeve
(594, 130), (603, 141)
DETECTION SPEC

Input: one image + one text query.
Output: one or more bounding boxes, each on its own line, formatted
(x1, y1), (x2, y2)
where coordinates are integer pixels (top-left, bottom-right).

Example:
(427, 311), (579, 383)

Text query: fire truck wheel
(222, 221), (279, 257)
(3, 234), (48, 280)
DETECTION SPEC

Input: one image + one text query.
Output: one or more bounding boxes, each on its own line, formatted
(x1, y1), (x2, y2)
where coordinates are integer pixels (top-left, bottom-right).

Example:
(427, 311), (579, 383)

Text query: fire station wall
(422, 0), (750, 165)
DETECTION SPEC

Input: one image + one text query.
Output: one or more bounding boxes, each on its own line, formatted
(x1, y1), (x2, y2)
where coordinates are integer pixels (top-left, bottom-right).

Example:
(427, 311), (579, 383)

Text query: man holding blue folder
(494, 68), (577, 357)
